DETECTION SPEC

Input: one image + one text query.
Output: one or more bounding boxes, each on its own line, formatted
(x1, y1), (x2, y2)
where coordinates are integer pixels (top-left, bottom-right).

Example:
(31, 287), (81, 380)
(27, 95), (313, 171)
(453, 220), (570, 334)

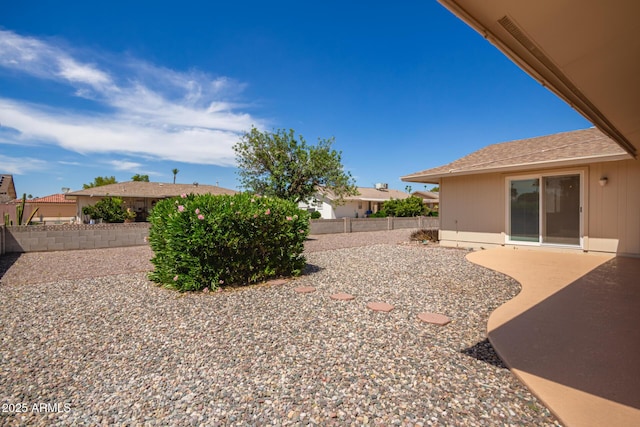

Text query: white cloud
(57, 57), (112, 88)
(0, 29), (265, 166)
(106, 160), (143, 171)
(0, 154), (47, 175)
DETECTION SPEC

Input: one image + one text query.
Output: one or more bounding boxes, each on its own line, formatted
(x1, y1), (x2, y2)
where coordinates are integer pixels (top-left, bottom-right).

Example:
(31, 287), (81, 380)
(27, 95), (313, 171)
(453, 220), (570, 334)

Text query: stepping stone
(294, 286), (316, 294)
(266, 279), (288, 286)
(417, 312), (451, 326)
(367, 302), (394, 312)
(330, 292), (355, 301)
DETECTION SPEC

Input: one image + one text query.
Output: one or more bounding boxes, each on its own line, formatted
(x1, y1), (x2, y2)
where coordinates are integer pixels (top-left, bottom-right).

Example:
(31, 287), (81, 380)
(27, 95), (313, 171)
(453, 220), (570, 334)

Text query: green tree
(131, 174), (150, 182)
(82, 196), (134, 223)
(82, 176), (117, 189)
(234, 127), (357, 203)
(172, 168), (179, 184)
(381, 196), (429, 217)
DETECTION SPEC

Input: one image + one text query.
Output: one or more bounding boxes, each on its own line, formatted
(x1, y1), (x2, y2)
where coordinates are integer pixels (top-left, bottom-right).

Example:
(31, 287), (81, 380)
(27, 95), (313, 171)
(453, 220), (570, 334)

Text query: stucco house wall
(437, 158), (640, 256)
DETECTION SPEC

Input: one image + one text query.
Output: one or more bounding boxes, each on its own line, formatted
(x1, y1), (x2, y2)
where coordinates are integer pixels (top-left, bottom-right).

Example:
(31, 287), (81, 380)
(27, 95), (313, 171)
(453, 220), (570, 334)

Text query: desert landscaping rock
(0, 229), (561, 426)
(418, 312), (452, 326)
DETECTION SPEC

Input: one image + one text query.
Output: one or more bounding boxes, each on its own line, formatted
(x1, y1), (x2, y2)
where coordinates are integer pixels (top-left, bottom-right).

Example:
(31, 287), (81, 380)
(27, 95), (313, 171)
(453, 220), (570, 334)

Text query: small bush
(369, 210), (388, 218)
(147, 193), (310, 292)
(310, 211), (322, 219)
(383, 196), (429, 217)
(82, 196), (133, 223)
(411, 229), (439, 242)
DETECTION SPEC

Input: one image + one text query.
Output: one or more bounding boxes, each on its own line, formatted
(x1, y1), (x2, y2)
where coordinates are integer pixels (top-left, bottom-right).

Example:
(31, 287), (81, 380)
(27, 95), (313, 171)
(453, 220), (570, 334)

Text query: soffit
(438, 0), (640, 156)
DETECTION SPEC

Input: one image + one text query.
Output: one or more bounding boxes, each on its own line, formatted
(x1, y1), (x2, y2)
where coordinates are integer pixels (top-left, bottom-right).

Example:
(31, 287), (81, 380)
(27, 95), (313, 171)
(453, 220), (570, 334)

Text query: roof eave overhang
(437, 0), (638, 158)
(401, 153), (631, 183)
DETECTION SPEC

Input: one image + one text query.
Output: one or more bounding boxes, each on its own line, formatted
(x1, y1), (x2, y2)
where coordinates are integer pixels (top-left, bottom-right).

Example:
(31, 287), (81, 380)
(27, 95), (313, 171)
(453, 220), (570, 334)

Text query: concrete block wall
(0, 218), (440, 254)
(2, 223), (150, 253)
(310, 216), (439, 235)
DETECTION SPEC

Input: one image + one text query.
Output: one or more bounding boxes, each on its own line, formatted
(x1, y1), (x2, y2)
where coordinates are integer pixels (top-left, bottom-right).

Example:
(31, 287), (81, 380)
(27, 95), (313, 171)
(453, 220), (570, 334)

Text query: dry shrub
(410, 229), (439, 242)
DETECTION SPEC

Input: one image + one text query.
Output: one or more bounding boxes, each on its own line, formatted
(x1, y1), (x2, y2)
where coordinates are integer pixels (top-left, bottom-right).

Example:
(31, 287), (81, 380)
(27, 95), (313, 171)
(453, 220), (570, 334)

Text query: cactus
(13, 194), (39, 226)
(16, 193), (26, 225)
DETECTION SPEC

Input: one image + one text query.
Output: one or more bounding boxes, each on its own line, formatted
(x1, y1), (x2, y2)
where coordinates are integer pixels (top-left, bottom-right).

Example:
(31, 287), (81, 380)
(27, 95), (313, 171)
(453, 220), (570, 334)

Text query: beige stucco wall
(587, 158), (640, 255)
(438, 158), (640, 256)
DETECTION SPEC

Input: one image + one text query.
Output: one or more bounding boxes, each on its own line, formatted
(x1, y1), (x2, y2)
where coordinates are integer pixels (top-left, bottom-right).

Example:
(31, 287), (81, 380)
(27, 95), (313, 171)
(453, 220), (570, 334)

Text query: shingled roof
(66, 181), (237, 199)
(402, 128), (630, 183)
(318, 186), (410, 202)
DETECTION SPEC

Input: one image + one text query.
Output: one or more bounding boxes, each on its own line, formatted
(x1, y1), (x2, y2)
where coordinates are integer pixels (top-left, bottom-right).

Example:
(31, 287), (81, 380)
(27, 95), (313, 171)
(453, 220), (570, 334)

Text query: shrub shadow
(303, 263), (323, 276)
(460, 338), (507, 369)
(0, 252), (22, 285)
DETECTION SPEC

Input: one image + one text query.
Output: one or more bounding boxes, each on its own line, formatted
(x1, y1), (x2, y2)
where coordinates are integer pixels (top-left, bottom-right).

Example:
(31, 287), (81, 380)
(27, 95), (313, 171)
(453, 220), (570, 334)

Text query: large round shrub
(148, 193), (310, 292)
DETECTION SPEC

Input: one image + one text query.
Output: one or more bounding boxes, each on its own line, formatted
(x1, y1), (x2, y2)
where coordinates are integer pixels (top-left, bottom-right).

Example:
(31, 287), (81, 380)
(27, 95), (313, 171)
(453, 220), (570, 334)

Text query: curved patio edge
(466, 247), (640, 427)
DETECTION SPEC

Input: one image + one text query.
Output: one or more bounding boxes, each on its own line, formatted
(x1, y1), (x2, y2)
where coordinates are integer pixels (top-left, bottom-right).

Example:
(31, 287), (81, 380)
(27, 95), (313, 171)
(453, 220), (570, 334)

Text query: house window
(507, 172), (582, 247)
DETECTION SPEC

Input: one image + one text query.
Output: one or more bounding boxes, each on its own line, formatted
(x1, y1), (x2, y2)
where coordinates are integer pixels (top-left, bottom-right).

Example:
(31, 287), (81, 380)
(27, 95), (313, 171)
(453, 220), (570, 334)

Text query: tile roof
(30, 194), (75, 204)
(402, 128), (630, 182)
(66, 181), (238, 199)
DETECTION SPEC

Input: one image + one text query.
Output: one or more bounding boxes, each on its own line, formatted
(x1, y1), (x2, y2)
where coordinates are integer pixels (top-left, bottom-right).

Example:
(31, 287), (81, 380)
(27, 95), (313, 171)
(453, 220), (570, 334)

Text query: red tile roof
(11, 194), (76, 204)
(31, 194), (76, 204)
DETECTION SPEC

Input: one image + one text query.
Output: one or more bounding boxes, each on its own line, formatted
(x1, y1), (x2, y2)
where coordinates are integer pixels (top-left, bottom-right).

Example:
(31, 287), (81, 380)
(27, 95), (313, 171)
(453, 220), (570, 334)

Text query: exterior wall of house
(438, 159), (640, 256)
(0, 203), (76, 224)
(298, 197), (335, 219)
(587, 158), (640, 255)
(439, 173), (505, 247)
(334, 201), (365, 218)
(299, 198), (382, 219)
(31, 203), (76, 223)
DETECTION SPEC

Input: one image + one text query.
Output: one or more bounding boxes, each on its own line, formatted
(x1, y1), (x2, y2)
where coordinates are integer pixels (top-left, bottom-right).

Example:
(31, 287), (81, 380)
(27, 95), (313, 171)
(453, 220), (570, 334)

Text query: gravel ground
(0, 230), (560, 426)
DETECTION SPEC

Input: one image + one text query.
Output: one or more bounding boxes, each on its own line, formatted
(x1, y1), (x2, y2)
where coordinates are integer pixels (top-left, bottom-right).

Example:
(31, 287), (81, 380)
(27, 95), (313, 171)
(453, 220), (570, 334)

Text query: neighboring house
(0, 174), (17, 202)
(1, 194), (75, 225)
(27, 194), (77, 224)
(411, 190), (439, 212)
(66, 181), (237, 222)
(402, 127), (639, 256)
(299, 184), (411, 219)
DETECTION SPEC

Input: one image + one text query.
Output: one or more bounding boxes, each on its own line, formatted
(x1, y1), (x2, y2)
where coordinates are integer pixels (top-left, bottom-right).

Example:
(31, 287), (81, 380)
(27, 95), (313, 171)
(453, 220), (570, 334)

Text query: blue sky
(1, 1), (591, 197)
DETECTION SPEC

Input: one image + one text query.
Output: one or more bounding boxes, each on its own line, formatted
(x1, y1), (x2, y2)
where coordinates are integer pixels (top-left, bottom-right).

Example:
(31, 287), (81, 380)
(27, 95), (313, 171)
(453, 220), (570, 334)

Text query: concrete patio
(468, 247), (640, 427)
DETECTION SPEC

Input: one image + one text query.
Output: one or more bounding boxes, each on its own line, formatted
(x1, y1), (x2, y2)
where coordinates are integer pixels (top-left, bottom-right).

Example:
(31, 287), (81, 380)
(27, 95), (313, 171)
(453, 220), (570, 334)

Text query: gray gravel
(0, 230), (560, 426)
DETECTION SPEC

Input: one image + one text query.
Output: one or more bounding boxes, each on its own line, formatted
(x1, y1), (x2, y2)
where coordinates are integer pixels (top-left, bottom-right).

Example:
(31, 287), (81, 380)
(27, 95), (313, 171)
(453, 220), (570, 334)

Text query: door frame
(505, 170), (584, 248)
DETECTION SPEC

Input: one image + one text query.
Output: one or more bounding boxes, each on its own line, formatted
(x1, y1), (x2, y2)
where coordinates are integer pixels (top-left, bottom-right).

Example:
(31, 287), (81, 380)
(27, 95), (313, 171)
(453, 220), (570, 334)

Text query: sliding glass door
(508, 173), (581, 246)
(510, 178), (540, 242)
(542, 175), (581, 245)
